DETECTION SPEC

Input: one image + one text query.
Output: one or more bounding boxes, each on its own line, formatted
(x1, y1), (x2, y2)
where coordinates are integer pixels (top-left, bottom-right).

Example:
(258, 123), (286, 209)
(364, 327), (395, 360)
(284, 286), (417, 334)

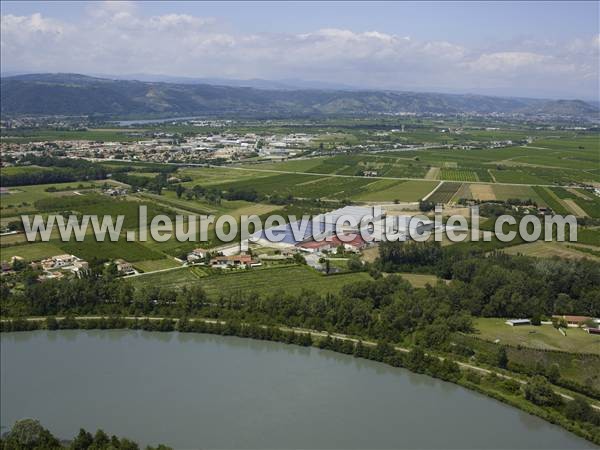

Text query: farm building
(209, 254), (261, 269)
(552, 315), (593, 327)
(115, 259), (136, 276)
(505, 319), (531, 326)
(187, 247), (210, 262)
(296, 233), (370, 254)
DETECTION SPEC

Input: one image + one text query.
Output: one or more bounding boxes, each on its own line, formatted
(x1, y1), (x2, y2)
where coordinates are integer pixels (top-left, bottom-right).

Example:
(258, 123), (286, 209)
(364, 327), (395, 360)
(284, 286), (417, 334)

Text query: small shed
(505, 319), (531, 326)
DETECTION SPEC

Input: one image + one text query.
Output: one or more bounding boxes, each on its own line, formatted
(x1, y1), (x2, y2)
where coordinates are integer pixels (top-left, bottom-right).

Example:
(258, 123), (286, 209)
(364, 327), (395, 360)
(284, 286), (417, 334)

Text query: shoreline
(2, 315), (599, 446)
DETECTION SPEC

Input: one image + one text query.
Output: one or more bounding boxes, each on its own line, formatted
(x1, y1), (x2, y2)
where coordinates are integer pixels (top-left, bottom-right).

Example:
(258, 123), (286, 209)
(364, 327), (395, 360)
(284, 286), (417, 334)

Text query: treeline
(1, 156), (107, 187)
(110, 166), (179, 195)
(0, 274), (473, 344)
(378, 241), (600, 317)
(0, 418), (171, 450)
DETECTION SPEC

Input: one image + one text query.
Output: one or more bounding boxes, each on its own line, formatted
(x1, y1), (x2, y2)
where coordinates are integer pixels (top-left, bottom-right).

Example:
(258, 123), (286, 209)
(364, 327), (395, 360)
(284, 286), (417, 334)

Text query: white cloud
(1, 8), (598, 99)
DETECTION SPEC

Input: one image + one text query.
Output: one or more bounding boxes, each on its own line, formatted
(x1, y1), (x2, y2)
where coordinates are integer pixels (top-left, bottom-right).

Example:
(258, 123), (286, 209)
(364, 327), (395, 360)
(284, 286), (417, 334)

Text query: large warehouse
(252, 206), (435, 248)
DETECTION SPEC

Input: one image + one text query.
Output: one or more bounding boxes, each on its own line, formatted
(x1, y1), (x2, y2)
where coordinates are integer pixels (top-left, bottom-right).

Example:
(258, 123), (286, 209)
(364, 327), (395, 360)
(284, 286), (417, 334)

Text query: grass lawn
(1, 242), (66, 261)
(133, 258), (181, 272)
(472, 318), (599, 355)
(396, 272), (441, 288)
(129, 264), (373, 298)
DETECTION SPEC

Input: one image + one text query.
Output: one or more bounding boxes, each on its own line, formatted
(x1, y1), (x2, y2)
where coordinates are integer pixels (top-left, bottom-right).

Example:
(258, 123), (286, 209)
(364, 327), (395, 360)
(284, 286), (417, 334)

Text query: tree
(347, 255), (363, 272)
(524, 376), (562, 407)
(564, 396), (594, 422)
(497, 346), (508, 369)
(71, 428), (94, 449)
(4, 419), (60, 449)
(175, 184), (185, 199)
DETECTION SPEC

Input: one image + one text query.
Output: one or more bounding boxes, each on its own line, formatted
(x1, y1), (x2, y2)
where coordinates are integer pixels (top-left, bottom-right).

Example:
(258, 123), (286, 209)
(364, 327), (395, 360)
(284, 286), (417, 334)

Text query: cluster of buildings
(182, 206), (436, 271)
(506, 315), (600, 335)
(0, 132), (314, 165)
(252, 206), (437, 250)
(1, 253), (139, 280)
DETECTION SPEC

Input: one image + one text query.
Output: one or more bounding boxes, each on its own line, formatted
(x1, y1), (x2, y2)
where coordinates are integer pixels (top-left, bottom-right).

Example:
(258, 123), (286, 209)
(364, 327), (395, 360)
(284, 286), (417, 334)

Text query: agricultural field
(463, 183), (546, 204)
(472, 318), (599, 355)
(0, 242), (66, 262)
(353, 180), (438, 202)
(31, 193), (175, 229)
(489, 185), (544, 204)
(439, 169), (478, 182)
(0, 181), (106, 216)
(532, 186), (570, 214)
(129, 264), (373, 298)
(427, 182), (462, 204)
(488, 168), (548, 185)
(209, 171), (416, 201)
(179, 166), (273, 187)
(577, 228), (600, 247)
(0, 129), (146, 143)
(551, 187), (600, 218)
(502, 241), (599, 261)
(56, 238), (166, 263)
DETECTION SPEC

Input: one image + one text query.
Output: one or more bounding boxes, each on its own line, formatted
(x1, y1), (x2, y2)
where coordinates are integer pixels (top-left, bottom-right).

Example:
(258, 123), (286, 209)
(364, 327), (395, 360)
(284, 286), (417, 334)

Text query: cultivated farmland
(129, 264), (373, 298)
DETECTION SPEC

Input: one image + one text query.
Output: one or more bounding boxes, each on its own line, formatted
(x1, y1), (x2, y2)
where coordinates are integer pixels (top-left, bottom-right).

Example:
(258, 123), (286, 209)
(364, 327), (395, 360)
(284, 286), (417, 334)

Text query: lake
(0, 330), (595, 449)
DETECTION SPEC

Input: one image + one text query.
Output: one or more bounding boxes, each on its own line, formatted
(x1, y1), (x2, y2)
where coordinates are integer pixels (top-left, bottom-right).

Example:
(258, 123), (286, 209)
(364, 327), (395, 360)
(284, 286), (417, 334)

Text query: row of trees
(0, 418), (171, 450)
(2, 156), (108, 187)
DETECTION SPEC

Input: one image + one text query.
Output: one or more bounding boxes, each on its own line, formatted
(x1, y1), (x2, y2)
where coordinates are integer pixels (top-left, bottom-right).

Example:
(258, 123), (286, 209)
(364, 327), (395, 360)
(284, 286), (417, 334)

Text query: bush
(524, 376), (563, 407)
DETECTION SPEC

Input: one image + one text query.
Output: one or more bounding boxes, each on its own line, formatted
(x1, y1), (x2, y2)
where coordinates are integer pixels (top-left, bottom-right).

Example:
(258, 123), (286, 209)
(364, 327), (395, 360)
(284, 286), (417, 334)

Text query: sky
(1, 1), (599, 100)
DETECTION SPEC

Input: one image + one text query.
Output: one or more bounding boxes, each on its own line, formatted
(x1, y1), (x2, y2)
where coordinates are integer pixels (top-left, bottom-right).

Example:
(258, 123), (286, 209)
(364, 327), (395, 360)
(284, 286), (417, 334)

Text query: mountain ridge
(1, 73), (597, 119)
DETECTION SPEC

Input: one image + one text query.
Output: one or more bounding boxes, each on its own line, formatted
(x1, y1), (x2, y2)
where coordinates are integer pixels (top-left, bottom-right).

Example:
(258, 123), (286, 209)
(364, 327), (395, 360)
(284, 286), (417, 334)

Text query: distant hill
(1, 73), (597, 119)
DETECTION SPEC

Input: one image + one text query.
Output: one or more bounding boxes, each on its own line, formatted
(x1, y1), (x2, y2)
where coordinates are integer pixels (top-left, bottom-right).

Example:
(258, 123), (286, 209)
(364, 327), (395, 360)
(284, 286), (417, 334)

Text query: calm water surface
(1, 330), (595, 449)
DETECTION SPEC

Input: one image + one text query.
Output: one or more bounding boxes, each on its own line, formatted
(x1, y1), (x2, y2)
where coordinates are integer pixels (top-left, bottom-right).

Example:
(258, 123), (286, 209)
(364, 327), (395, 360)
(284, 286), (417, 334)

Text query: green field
(396, 272), (440, 288)
(0, 242), (66, 262)
(0, 181), (106, 216)
(472, 318), (599, 355)
(0, 129), (147, 143)
(577, 228), (600, 247)
(56, 238), (165, 262)
(440, 169), (478, 182)
(129, 264), (373, 298)
(133, 258), (181, 272)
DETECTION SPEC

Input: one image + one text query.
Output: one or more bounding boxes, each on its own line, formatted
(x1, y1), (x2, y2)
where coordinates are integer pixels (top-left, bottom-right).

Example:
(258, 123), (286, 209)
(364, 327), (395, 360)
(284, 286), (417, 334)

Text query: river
(0, 330), (595, 449)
